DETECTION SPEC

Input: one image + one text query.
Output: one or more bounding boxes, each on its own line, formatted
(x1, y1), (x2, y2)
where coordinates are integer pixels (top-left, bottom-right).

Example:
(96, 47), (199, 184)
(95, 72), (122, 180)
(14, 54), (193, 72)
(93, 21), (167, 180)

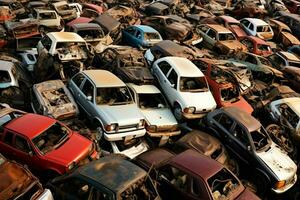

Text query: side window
(278, 104), (299, 128)
(127, 87), (135, 102)
(245, 55), (257, 65)
(240, 20), (250, 27)
(241, 39), (253, 51)
(249, 23), (254, 31)
(58, 178), (92, 200)
(40, 36), (51, 51)
(125, 27), (136, 35)
(81, 79), (94, 98)
(135, 30), (142, 39)
(167, 69), (178, 88)
(4, 131), (14, 145)
(207, 29), (216, 40)
(160, 165), (189, 192)
(72, 73), (85, 88)
(213, 113), (234, 130)
(15, 135), (31, 153)
(232, 124), (250, 146)
(157, 61), (172, 76)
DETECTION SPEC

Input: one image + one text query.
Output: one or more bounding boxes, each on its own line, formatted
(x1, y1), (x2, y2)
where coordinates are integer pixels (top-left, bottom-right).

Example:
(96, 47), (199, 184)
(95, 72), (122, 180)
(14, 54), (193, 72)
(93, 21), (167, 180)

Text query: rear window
(39, 12), (56, 20)
(0, 70), (11, 83)
(256, 25), (270, 32)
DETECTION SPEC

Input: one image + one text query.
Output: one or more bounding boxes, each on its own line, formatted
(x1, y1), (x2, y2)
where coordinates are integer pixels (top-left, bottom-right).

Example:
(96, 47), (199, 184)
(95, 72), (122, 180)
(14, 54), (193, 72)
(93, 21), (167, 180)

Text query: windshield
(96, 87), (133, 105)
(257, 25), (270, 32)
(250, 127), (270, 151)
(138, 93), (167, 109)
(257, 44), (271, 51)
(258, 57), (271, 66)
(77, 29), (105, 39)
(39, 12), (56, 20)
(144, 32), (160, 40)
(220, 86), (240, 102)
(180, 76), (209, 92)
(218, 33), (236, 41)
(0, 70), (11, 83)
(32, 123), (70, 154)
(208, 168), (241, 200)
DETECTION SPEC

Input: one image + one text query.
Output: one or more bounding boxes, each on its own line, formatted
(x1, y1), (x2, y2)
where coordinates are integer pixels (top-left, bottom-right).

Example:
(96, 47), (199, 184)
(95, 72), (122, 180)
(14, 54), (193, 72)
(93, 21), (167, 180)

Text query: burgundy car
(240, 36), (273, 57)
(136, 149), (260, 200)
(0, 108), (98, 177)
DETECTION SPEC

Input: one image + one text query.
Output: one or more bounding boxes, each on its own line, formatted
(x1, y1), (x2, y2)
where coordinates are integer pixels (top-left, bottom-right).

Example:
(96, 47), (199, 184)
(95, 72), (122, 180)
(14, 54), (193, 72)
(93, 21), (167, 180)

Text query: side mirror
(247, 146), (251, 151)
(86, 96), (92, 101)
(170, 84), (175, 88)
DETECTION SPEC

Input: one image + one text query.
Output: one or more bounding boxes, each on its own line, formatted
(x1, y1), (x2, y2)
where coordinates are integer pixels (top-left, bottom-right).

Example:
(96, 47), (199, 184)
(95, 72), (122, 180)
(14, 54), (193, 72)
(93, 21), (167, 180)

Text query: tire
(173, 104), (183, 122)
(250, 172), (269, 198)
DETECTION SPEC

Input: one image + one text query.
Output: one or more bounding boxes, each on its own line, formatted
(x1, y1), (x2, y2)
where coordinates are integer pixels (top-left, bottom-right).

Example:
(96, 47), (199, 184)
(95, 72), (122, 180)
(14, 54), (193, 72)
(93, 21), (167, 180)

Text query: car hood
(230, 26), (247, 38)
(222, 97), (253, 114)
(141, 108), (177, 126)
(168, 22), (190, 36)
(219, 40), (246, 50)
(44, 133), (92, 166)
(180, 91), (217, 111)
(257, 144), (297, 181)
(120, 67), (154, 83)
(236, 188), (260, 200)
(98, 104), (144, 126)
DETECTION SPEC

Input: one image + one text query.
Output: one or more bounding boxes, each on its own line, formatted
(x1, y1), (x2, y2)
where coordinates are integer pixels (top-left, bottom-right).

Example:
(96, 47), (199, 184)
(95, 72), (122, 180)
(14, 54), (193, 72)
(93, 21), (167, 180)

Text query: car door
(153, 60), (172, 87)
(69, 73), (86, 108)
(77, 78), (97, 119)
(205, 29), (217, 49)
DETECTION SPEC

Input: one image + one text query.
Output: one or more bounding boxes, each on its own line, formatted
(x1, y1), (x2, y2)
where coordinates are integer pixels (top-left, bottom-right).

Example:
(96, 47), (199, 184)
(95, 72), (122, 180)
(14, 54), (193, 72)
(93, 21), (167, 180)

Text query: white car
(240, 18), (274, 40)
(269, 97), (300, 140)
(31, 9), (64, 33)
(152, 56), (217, 121)
(68, 3), (82, 18)
(127, 83), (181, 146)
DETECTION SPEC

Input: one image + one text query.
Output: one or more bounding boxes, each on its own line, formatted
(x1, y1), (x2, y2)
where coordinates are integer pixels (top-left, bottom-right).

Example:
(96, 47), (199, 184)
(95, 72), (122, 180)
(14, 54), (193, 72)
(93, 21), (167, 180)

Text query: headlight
(68, 162), (75, 171)
(146, 125), (157, 132)
(105, 123), (118, 132)
(183, 107), (196, 114)
(274, 180), (286, 189)
(139, 119), (145, 128)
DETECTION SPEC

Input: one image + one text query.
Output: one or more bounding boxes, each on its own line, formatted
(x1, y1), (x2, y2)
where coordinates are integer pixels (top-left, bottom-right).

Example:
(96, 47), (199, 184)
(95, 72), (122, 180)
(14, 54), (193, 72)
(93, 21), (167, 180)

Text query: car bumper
(182, 112), (208, 119)
(147, 130), (181, 137)
(111, 140), (149, 159)
(272, 175), (297, 194)
(37, 189), (54, 200)
(104, 128), (146, 141)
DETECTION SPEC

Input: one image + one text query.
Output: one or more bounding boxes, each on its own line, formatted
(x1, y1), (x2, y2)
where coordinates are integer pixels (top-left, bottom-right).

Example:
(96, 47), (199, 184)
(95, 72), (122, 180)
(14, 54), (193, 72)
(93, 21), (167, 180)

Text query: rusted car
(142, 15), (202, 46)
(105, 5), (140, 26)
(36, 32), (93, 81)
(144, 1), (170, 16)
(172, 130), (239, 174)
(0, 153), (54, 200)
(225, 0), (267, 18)
(196, 58), (253, 113)
(67, 23), (113, 53)
(0, 0), (25, 17)
(135, 149), (259, 200)
(47, 156), (160, 200)
(275, 12), (300, 39)
(215, 15), (248, 39)
(186, 6), (215, 23)
(0, 6), (15, 23)
(269, 19), (300, 48)
(240, 36), (273, 57)
(267, 0), (290, 15)
(81, 3), (103, 18)
(31, 79), (79, 121)
(94, 46), (154, 84)
(202, 0), (224, 16)
(51, 1), (77, 22)
(197, 24), (247, 55)
(284, 0), (300, 14)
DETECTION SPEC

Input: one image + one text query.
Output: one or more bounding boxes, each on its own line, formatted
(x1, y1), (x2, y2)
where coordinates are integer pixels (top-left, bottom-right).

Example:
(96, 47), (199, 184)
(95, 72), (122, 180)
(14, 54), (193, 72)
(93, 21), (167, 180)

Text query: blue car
(122, 25), (163, 49)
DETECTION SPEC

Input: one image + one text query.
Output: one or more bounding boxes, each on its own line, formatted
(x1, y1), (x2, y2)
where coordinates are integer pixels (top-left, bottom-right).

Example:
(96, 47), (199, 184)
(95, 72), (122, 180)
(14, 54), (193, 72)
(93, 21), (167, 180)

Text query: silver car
(68, 70), (148, 158)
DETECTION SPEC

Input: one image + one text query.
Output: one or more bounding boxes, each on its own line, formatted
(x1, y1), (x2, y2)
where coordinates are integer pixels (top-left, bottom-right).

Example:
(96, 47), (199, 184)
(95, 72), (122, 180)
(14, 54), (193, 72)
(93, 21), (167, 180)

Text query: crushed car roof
(83, 70), (125, 87)
(78, 156), (146, 194)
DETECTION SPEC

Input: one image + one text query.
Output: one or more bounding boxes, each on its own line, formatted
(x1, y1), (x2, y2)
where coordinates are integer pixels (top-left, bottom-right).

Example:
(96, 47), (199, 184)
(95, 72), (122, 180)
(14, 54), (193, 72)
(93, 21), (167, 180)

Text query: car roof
(133, 25), (158, 33)
(278, 51), (300, 62)
(219, 15), (239, 23)
(206, 24), (231, 33)
(160, 57), (204, 77)
(83, 70), (125, 87)
(171, 149), (223, 180)
(273, 97), (300, 116)
(0, 60), (14, 71)
(71, 23), (101, 30)
(5, 113), (56, 139)
(47, 32), (85, 43)
(222, 107), (261, 132)
(243, 18), (268, 26)
(245, 36), (269, 45)
(78, 156), (146, 194)
(152, 40), (185, 54)
(127, 83), (161, 94)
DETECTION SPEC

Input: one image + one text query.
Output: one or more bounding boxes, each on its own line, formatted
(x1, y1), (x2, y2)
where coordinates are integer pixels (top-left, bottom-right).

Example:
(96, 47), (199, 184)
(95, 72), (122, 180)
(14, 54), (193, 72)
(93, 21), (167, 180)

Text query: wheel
(173, 104), (183, 122)
(250, 172), (269, 198)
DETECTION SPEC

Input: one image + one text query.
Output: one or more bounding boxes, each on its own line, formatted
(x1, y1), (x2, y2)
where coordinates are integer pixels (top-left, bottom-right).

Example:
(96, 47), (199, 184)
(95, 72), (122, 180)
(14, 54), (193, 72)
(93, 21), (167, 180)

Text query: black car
(47, 156), (160, 200)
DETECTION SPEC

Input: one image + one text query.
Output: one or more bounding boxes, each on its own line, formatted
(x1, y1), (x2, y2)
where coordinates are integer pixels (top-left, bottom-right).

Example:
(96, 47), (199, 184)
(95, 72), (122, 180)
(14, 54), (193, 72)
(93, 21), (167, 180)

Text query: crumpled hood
(57, 10), (75, 16)
(219, 40), (245, 51)
(98, 104), (144, 126)
(168, 22), (190, 37)
(257, 144), (297, 181)
(180, 91), (217, 111)
(121, 67), (154, 83)
(141, 109), (177, 127)
(44, 133), (92, 166)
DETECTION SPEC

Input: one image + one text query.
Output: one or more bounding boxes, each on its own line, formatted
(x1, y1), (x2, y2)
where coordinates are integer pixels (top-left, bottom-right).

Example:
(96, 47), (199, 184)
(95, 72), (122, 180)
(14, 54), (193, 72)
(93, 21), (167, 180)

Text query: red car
(0, 108), (98, 177)
(195, 58), (253, 114)
(240, 36), (273, 57)
(216, 15), (248, 39)
(284, 0), (300, 14)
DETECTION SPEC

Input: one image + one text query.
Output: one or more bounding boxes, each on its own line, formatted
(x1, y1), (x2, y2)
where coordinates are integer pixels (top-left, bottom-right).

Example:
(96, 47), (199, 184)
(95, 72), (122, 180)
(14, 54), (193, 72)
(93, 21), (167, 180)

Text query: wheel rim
(174, 106), (182, 121)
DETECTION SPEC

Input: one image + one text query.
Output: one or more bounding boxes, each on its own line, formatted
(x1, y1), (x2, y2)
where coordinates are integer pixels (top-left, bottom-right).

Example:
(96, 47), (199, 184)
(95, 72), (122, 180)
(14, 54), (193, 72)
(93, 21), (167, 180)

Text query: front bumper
(110, 140), (149, 159)
(271, 174), (297, 194)
(104, 128), (146, 142)
(182, 112), (208, 119)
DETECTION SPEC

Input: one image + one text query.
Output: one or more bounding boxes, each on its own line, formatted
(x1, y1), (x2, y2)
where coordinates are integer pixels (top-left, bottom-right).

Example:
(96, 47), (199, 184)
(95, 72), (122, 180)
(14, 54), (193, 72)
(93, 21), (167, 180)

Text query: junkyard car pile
(1, 0), (300, 199)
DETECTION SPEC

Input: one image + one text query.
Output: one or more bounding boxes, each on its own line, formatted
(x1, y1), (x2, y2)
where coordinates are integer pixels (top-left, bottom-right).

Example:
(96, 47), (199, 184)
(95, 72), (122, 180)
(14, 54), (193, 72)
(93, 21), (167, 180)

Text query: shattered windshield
(180, 77), (209, 92)
(250, 127), (271, 151)
(138, 93), (167, 109)
(218, 33), (236, 41)
(96, 87), (133, 105)
(32, 123), (70, 154)
(208, 168), (241, 200)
